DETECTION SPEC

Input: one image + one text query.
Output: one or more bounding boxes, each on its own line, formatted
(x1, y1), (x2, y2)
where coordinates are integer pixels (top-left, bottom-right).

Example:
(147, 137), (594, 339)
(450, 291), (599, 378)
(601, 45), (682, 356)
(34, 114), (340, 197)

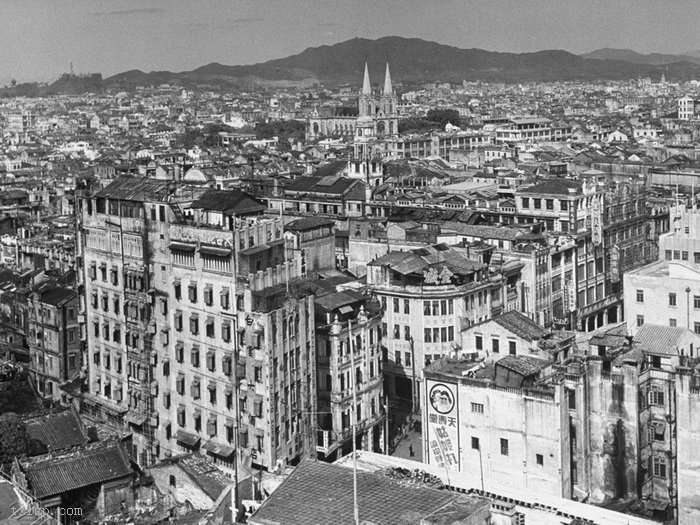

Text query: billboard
(425, 380), (460, 471)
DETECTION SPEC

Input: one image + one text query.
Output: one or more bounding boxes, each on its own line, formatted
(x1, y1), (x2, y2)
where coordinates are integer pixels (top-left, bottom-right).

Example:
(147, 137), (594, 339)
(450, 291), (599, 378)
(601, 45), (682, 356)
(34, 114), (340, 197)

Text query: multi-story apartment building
(366, 244), (493, 407)
(424, 327), (700, 523)
(514, 177), (658, 331)
(423, 355), (571, 499)
(27, 285), (80, 402)
(625, 205), (700, 336)
(313, 286), (385, 460)
(79, 175), (317, 472)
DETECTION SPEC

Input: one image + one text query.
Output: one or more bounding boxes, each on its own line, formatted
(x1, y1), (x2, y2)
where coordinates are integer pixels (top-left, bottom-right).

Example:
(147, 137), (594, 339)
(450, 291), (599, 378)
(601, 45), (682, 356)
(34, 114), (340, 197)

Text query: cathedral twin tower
(357, 62), (399, 138)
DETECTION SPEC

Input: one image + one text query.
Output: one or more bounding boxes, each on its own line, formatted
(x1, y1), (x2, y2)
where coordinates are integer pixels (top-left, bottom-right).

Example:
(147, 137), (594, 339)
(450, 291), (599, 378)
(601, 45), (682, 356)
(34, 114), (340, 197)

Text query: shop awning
(203, 440), (235, 459)
(169, 241), (196, 252)
(175, 429), (201, 449)
(200, 245), (232, 257)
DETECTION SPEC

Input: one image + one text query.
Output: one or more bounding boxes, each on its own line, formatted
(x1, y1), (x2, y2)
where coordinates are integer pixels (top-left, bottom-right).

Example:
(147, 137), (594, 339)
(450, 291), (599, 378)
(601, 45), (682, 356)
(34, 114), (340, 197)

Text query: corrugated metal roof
(95, 174), (171, 202)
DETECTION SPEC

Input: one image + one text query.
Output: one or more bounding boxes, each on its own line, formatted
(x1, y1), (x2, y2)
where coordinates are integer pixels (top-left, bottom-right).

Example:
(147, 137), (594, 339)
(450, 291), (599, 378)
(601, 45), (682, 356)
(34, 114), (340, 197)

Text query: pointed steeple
(361, 62), (371, 95)
(383, 62), (393, 95)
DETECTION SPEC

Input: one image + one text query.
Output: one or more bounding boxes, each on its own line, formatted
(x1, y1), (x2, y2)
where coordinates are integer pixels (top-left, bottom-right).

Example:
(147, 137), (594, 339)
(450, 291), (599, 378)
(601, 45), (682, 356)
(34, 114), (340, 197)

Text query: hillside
(45, 37), (700, 91)
(581, 48), (700, 66)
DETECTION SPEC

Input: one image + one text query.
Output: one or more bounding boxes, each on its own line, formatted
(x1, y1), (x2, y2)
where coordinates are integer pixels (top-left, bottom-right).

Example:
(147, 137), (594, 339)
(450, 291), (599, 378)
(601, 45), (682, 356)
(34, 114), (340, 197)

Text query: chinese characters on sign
(567, 280), (577, 313)
(426, 380), (460, 471)
(610, 245), (620, 283)
(591, 195), (603, 247)
(423, 266), (454, 285)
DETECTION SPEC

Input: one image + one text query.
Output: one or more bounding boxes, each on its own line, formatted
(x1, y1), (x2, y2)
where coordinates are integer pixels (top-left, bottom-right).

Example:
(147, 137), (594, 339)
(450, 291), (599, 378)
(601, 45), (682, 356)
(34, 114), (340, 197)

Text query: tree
(426, 108), (461, 128)
(0, 413), (30, 466)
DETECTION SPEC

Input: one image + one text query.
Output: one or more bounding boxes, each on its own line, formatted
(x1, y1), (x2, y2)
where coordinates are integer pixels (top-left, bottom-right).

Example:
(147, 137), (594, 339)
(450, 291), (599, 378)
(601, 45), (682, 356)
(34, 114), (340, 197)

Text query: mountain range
(7, 37), (700, 96)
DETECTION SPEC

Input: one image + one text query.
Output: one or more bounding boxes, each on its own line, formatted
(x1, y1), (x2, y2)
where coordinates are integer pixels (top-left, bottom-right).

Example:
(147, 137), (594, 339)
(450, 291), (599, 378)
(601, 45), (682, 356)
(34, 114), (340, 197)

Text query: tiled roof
(95, 174), (171, 202)
(189, 188), (266, 216)
(493, 311), (548, 342)
(249, 460), (456, 525)
(158, 454), (232, 501)
(635, 324), (687, 356)
(285, 217), (335, 232)
(518, 178), (582, 195)
(285, 175), (361, 197)
(37, 286), (76, 307)
(496, 355), (549, 377)
(25, 409), (87, 453)
(22, 440), (131, 498)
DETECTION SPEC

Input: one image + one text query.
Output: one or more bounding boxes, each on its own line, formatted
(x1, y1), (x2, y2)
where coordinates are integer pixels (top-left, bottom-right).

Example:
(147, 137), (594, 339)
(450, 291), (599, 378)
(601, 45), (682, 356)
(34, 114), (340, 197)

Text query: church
(305, 62), (399, 144)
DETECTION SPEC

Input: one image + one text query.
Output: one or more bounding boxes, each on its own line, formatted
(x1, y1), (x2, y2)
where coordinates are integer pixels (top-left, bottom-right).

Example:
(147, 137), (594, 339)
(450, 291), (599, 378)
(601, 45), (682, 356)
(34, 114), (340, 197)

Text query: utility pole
(349, 319), (360, 525)
(410, 336), (417, 413)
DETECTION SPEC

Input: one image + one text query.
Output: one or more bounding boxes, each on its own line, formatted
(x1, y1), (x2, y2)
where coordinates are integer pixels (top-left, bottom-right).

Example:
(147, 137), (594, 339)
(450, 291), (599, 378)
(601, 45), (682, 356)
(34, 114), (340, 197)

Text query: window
(404, 300), (410, 315)
(649, 422), (666, 442)
(174, 282), (181, 300)
(522, 197), (530, 208)
(475, 335), (482, 350)
(648, 389), (665, 406)
(695, 296), (700, 309)
(637, 315), (644, 327)
(533, 198), (541, 209)
(695, 322), (700, 335)
(204, 286), (213, 306)
(545, 199), (553, 210)
(471, 402), (484, 413)
(188, 283), (197, 303)
(492, 338), (500, 353)
(471, 437), (480, 450)
(405, 352), (411, 366)
(560, 200), (568, 211)
(190, 315), (199, 335)
(568, 389), (576, 410)
(393, 324), (400, 339)
(536, 453), (544, 466)
(424, 328), (432, 343)
(393, 297), (399, 313)
(665, 250), (672, 261)
(653, 456), (666, 478)
(206, 319), (215, 338)
(404, 325), (411, 341)
(695, 252), (700, 264)
(222, 321), (231, 342)
(636, 290), (644, 303)
(670, 318), (677, 327)
(500, 438), (509, 456)
(191, 347), (200, 368)
(509, 341), (516, 355)
(674, 250), (680, 260)
(683, 251), (689, 261)
(174, 311), (183, 331)
(669, 293), (677, 306)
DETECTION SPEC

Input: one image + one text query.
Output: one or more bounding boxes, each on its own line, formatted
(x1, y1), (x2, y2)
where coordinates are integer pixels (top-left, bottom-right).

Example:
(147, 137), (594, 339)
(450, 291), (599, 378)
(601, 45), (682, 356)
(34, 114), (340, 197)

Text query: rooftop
(21, 439), (131, 499)
(518, 178), (582, 195)
(155, 453), (233, 501)
(189, 188), (266, 216)
(248, 460), (459, 525)
(492, 310), (548, 342)
(635, 323), (689, 357)
(25, 409), (88, 453)
(95, 174), (171, 202)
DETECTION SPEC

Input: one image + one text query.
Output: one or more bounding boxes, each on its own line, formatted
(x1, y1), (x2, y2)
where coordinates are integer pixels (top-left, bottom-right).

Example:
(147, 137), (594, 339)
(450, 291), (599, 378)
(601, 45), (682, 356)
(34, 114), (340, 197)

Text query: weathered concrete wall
(676, 373), (700, 525)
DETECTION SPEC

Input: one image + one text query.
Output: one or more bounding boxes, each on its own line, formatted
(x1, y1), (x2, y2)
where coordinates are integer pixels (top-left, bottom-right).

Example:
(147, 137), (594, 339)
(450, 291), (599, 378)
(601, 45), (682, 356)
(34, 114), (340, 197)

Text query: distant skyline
(2, 0), (700, 84)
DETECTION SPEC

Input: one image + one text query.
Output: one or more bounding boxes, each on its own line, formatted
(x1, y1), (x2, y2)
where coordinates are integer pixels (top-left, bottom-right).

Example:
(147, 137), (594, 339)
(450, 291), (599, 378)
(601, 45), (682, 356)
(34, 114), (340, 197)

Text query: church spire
(362, 62), (371, 95)
(383, 62), (393, 95)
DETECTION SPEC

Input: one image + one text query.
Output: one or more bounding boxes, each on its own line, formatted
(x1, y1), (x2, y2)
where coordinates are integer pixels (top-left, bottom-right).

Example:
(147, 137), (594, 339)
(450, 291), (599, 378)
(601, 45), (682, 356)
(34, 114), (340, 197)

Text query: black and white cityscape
(2, 2), (700, 524)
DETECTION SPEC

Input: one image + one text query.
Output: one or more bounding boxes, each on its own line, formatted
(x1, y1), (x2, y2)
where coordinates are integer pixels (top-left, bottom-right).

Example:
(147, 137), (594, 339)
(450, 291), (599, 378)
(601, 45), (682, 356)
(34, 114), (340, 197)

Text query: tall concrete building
(78, 175), (317, 472)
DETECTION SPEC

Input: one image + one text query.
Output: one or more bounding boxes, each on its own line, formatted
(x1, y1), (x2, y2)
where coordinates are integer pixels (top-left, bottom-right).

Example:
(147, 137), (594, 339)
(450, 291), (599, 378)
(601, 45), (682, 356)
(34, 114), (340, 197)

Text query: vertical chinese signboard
(591, 195), (603, 247)
(426, 379), (460, 471)
(610, 245), (620, 283)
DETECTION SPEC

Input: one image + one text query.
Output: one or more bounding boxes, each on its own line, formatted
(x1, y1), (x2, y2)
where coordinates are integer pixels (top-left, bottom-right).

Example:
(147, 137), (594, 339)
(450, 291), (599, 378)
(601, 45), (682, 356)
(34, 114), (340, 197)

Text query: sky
(2, 0), (700, 84)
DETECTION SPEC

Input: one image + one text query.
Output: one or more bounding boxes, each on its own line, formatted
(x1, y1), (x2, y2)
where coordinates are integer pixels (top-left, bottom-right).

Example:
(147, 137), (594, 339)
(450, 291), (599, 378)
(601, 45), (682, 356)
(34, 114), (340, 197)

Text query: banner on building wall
(568, 197), (578, 232)
(426, 380), (460, 471)
(610, 245), (620, 283)
(591, 196), (603, 246)
(567, 280), (577, 312)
